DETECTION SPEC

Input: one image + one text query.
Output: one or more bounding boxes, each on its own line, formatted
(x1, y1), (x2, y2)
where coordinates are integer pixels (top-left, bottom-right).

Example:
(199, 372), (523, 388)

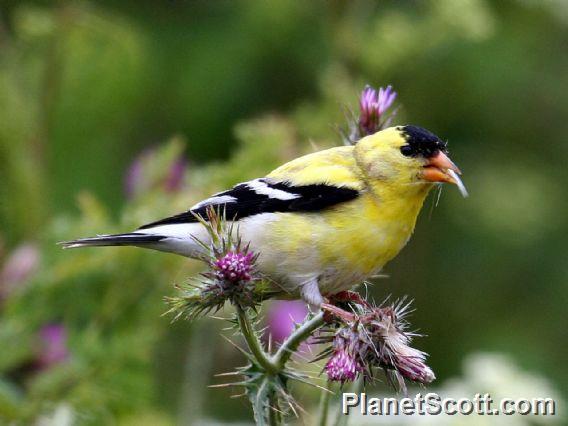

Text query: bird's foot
(327, 290), (371, 308)
(320, 290), (371, 323)
(320, 302), (356, 323)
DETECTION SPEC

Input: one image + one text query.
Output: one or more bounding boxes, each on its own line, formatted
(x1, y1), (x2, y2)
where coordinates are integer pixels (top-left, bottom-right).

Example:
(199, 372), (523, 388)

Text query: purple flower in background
(124, 148), (187, 199)
(0, 243), (40, 300)
(38, 324), (69, 368)
(214, 251), (254, 283)
(266, 301), (308, 343)
(165, 158), (187, 192)
(124, 150), (147, 198)
(357, 85), (397, 137)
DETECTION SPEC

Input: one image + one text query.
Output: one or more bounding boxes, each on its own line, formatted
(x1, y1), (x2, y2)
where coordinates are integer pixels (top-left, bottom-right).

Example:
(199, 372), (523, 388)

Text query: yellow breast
(319, 188), (429, 276)
(257, 183), (431, 293)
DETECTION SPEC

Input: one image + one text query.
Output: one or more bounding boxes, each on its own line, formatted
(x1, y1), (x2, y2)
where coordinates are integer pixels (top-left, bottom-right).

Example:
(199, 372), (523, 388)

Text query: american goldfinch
(63, 125), (465, 306)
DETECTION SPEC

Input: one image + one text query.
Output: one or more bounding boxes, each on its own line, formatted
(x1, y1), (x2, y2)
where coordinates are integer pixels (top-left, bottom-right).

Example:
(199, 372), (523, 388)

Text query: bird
(62, 125), (466, 306)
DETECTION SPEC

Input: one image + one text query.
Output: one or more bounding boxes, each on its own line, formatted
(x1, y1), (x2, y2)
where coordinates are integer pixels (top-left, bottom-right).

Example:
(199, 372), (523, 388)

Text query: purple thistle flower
(377, 85), (397, 115)
(323, 327), (363, 383)
(325, 347), (361, 383)
(357, 85), (397, 137)
(168, 208), (265, 318)
(380, 325), (435, 384)
(359, 86), (379, 133)
(318, 298), (435, 390)
(214, 251), (254, 283)
(267, 301), (308, 343)
(38, 324), (69, 368)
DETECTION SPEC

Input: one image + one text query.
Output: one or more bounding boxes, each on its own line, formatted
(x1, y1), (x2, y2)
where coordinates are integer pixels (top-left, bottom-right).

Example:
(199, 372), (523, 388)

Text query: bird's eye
(400, 145), (414, 157)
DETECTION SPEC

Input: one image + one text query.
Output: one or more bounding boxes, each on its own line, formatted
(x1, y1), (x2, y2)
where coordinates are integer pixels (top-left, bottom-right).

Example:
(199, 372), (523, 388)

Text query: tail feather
(60, 233), (165, 249)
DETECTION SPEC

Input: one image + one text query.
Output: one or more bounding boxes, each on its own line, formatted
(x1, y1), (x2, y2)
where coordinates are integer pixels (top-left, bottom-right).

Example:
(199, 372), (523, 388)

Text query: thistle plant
(167, 218), (434, 424)
(315, 298), (435, 393)
(168, 207), (327, 424)
(166, 208), (267, 320)
(345, 84), (398, 144)
(167, 85), (435, 425)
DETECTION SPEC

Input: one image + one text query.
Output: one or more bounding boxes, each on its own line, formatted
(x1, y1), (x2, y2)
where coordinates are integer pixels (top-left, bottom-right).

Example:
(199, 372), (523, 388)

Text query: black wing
(138, 178), (359, 230)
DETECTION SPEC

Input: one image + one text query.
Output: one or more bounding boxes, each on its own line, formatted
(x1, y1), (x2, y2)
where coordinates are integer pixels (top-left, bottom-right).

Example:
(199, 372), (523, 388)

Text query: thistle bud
(325, 347), (361, 383)
(324, 328), (362, 383)
(382, 330), (436, 384)
(319, 298), (435, 390)
(214, 251), (254, 283)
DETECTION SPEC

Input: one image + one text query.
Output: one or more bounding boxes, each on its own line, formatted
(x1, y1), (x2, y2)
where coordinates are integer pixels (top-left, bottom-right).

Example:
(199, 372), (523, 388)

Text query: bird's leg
(299, 277), (325, 310)
(320, 303), (356, 323)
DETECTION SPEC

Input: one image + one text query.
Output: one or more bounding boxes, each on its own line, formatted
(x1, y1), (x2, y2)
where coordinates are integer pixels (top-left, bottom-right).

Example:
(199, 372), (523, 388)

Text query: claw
(321, 303), (356, 322)
(328, 290), (371, 308)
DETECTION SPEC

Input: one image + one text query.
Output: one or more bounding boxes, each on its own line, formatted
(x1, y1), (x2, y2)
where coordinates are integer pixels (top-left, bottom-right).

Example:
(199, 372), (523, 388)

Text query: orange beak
(421, 151), (462, 184)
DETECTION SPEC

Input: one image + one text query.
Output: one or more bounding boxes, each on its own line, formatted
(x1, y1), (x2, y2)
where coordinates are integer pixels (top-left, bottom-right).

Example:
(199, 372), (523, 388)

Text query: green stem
(317, 382), (332, 426)
(236, 307), (325, 426)
(272, 312), (325, 369)
(179, 320), (215, 425)
(235, 304), (278, 375)
(268, 391), (282, 426)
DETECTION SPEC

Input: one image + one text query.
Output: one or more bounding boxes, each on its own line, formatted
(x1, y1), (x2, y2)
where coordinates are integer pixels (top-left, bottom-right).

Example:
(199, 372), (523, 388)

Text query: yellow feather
(253, 128), (435, 296)
(267, 146), (364, 189)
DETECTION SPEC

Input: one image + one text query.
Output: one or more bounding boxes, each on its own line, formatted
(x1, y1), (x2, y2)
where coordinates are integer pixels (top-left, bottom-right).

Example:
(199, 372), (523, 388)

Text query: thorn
(276, 345), (311, 362)
(269, 405), (286, 416)
(211, 315), (229, 321)
(230, 392), (247, 399)
(214, 371), (241, 377)
(311, 383), (334, 393)
(220, 334), (254, 360)
(286, 401), (299, 418)
(209, 382), (245, 388)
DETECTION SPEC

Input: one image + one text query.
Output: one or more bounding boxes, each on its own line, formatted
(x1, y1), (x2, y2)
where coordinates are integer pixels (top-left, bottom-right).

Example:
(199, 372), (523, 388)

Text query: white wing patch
(138, 178), (359, 231)
(246, 179), (300, 200)
(189, 178), (299, 211)
(191, 195), (237, 210)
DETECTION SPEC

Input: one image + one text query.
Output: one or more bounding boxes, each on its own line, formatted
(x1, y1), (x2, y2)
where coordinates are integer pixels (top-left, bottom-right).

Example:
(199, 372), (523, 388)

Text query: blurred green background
(1, 0), (567, 424)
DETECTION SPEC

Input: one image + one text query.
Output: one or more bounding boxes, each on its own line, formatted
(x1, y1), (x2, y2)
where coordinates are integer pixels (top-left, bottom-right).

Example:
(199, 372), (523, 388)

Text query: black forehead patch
(399, 125), (447, 158)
